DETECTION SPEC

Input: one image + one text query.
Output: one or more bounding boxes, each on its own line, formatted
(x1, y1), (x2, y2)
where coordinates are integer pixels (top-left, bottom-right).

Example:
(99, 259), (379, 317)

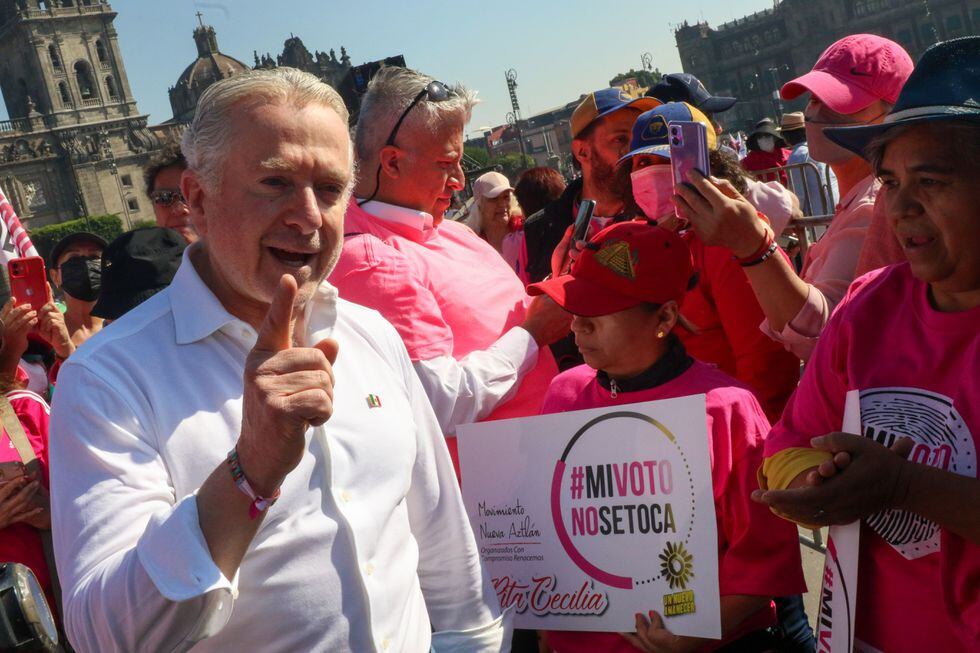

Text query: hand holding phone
(668, 121), (711, 188)
(7, 257), (48, 312)
(572, 199), (596, 243)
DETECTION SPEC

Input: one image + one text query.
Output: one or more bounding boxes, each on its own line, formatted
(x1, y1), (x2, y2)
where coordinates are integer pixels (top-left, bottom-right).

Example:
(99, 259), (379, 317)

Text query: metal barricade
(800, 527), (826, 554)
(745, 163), (834, 554)
(749, 162), (837, 261)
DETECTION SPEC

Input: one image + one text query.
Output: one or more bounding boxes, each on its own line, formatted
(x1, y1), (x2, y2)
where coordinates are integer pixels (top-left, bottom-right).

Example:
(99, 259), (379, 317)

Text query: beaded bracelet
(227, 448), (281, 519)
(734, 228), (774, 264)
(738, 239), (779, 268)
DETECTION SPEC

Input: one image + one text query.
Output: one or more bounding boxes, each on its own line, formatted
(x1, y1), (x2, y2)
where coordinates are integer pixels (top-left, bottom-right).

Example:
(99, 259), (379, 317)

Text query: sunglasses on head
(358, 81), (456, 207)
(150, 189), (186, 207)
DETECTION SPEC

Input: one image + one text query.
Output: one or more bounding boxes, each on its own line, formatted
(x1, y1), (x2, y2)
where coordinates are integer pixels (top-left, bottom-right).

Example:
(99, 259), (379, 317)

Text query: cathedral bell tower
(0, 0), (160, 227)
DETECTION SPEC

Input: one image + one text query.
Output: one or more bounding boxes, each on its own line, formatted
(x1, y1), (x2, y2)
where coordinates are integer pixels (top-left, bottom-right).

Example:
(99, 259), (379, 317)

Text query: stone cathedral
(0, 1), (404, 230)
(0, 0), (161, 228)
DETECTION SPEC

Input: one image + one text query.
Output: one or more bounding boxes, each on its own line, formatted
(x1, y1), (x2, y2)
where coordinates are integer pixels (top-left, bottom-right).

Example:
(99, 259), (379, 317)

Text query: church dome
(175, 51), (248, 90)
(169, 22), (249, 122)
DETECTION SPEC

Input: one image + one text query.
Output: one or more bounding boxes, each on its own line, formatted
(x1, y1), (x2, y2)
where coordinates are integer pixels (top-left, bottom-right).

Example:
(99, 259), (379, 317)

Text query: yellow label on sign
(663, 589), (696, 617)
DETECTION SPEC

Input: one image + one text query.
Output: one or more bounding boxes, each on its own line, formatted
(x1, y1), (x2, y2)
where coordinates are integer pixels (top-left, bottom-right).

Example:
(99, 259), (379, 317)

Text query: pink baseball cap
(781, 34), (913, 115)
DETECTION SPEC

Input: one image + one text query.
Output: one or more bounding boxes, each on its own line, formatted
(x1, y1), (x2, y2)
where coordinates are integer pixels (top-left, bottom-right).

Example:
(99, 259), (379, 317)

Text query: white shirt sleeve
(413, 326), (538, 434)
(49, 363), (236, 653)
(386, 324), (511, 652)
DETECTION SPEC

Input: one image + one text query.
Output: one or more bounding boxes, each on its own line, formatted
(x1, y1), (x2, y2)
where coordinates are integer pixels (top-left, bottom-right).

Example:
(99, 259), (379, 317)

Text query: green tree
(29, 214), (124, 262)
(609, 68), (663, 90)
(464, 145), (489, 168)
(128, 218), (158, 231)
(488, 153), (535, 181)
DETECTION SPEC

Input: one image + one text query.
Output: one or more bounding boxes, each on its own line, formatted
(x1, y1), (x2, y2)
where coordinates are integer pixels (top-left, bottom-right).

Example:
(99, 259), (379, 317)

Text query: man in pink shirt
(675, 34), (913, 362)
(329, 67), (569, 467)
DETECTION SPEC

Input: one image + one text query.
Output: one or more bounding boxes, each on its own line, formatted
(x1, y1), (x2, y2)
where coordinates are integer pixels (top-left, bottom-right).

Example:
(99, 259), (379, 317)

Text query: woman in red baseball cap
(529, 221), (805, 653)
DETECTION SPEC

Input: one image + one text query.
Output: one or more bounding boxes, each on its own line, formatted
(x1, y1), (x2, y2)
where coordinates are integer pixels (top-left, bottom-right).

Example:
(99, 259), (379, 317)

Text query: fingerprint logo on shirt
(860, 387), (976, 560)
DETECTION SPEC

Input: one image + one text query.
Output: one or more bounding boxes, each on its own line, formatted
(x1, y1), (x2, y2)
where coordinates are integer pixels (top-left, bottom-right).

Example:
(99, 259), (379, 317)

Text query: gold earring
(657, 331), (665, 339)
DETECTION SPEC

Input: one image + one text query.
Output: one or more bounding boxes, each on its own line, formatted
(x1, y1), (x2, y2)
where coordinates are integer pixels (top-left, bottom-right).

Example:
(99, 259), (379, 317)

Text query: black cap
(826, 37), (980, 157)
(91, 227), (186, 320)
(646, 73), (737, 114)
(48, 231), (107, 268)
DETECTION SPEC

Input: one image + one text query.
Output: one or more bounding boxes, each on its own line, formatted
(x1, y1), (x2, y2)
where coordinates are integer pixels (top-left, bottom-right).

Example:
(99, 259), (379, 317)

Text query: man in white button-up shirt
(48, 68), (507, 652)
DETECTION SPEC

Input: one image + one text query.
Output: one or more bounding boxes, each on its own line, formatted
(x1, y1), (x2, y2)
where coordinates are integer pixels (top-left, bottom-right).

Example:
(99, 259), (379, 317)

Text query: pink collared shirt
(761, 174), (880, 361)
(330, 200), (558, 442)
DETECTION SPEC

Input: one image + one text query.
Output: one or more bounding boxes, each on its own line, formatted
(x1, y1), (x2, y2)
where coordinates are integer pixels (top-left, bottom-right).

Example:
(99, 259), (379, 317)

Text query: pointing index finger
(254, 275), (298, 353)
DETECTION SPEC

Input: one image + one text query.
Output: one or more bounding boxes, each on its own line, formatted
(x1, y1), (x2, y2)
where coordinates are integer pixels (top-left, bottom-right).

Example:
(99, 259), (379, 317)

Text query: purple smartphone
(668, 121), (711, 186)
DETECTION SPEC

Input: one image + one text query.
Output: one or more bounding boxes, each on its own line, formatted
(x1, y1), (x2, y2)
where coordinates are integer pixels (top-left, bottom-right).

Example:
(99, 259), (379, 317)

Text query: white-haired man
(329, 67), (569, 470)
(49, 67), (507, 652)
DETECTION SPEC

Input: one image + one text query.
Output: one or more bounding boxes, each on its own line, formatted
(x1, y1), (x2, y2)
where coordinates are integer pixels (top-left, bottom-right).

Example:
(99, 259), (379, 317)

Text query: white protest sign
(458, 395), (720, 637)
(816, 390), (862, 653)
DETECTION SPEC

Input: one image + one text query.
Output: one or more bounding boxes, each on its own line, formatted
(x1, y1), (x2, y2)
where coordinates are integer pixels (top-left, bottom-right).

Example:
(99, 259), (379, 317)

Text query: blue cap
(617, 102), (716, 165)
(646, 73), (737, 114)
(570, 88), (661, 138)
(826, 37), (980, 157)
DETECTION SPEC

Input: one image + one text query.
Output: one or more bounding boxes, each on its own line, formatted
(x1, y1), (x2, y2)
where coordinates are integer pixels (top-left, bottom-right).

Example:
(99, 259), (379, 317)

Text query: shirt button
(382, 638), (390, 650)
(340, 490), (351, 503)
(365, 563), (374, 576)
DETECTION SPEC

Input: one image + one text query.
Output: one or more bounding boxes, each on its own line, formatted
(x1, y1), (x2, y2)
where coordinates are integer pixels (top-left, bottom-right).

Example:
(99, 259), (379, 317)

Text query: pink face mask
(630, 164), (676, 224)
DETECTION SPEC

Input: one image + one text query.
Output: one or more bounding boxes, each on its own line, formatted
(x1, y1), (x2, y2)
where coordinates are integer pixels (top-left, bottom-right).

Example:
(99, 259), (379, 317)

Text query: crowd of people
(0, 29), (976, 653)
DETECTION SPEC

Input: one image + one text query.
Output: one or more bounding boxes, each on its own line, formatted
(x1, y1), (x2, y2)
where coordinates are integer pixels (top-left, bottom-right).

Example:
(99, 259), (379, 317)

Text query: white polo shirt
(49, 250), (507, 653)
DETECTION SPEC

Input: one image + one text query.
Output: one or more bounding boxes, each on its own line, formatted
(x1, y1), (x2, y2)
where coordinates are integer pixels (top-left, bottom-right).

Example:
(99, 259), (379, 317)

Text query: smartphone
(572, 199), (597, 243)
(8, 256), (48, 311)
(668, 121), (711, 187)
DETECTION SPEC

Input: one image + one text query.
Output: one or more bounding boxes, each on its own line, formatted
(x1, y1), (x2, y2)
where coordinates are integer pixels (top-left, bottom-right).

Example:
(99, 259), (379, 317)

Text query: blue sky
(5, 0), (780, 131)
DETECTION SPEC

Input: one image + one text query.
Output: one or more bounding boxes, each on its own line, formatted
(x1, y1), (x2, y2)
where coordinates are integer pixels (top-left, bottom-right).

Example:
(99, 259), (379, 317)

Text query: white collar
(357, 199), (434, 232)
(169, 246), (339, 345)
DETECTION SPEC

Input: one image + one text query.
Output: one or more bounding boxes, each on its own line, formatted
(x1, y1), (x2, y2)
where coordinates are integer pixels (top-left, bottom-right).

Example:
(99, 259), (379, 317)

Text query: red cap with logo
(780, 34), (913, 115)
(528, 221), (693, 317)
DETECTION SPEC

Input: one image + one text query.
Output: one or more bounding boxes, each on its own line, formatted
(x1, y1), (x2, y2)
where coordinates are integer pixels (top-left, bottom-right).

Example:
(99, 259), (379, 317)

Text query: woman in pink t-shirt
(0, 300), (55, 612)
(529, 221), (806, 653)
(755, 38), (980, 651)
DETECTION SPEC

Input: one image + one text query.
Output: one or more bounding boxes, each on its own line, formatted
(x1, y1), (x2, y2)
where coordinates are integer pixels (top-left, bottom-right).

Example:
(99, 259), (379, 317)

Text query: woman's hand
(752, 433), (916, 526)
(17, 467), (50, 529)
(0, 477), (43, 530)
(622, 611), (701, 653)
(550, 225), (587, 277)
(0, 299), (38, 360)
(672, 170), (770, 258)
(37, 301), (74, 360)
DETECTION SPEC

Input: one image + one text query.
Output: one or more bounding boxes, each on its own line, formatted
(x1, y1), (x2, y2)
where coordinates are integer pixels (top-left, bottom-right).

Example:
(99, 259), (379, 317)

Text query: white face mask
(756, 135), (776, 153)
(630, 164), (676, 223)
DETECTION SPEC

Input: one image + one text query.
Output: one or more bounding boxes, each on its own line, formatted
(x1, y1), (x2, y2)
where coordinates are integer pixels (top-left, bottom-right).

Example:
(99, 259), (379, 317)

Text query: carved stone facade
(166, 21), (405, 129)
(674, 0), (980, 131)
(0, 0), (160, 228)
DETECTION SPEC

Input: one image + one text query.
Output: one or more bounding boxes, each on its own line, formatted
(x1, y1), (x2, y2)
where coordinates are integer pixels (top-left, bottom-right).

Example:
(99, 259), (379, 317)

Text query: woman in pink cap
(464, 171), (525, 270)
(754, 37), (980, 652)
(676, 34), (914, 362)
(529, 221), (806, 653)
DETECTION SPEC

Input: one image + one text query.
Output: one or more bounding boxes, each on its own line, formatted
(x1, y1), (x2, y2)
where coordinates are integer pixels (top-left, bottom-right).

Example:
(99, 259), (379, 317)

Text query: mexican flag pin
(366, 394), (382, 409)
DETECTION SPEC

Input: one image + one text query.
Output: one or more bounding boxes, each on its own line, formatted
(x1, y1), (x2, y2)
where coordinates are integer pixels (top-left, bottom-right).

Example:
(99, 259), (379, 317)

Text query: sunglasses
(358, 81), (456, 207)
(150, 189), (186, 207)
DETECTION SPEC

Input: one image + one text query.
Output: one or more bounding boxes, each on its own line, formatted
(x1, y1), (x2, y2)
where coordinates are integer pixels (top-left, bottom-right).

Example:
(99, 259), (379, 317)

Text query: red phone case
(8, 256), (48, 311)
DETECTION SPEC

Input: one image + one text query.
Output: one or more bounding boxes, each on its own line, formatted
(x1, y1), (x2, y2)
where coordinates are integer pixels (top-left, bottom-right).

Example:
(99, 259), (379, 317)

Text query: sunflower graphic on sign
(659, 541), (694, 590)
